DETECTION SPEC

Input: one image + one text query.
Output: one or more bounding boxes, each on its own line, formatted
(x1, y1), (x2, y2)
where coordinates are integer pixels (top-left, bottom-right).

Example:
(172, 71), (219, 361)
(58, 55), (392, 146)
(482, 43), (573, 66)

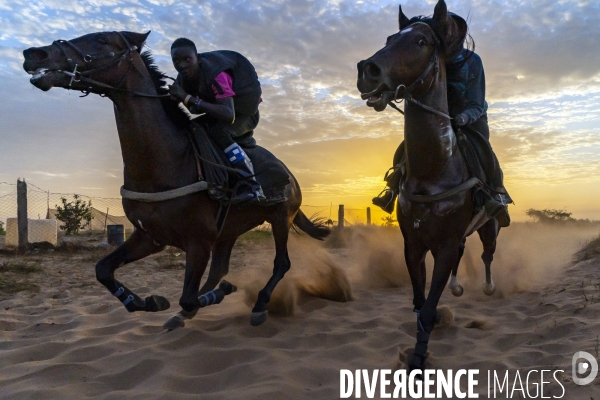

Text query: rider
(372, 13), (511, 227)
(168, 37), (265, 205)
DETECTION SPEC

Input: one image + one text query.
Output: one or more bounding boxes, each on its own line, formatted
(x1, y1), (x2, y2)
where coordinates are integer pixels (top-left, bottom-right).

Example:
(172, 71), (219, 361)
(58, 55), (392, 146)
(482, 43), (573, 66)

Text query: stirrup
(372, 189), (396, 214)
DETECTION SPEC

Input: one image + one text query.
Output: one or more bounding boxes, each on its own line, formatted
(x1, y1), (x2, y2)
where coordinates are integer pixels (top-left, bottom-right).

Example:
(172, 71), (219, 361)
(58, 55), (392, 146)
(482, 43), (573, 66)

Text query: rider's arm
(187, 72), (235, 123)
(188, 97), (235, 123)
(459, 54), (487, 126)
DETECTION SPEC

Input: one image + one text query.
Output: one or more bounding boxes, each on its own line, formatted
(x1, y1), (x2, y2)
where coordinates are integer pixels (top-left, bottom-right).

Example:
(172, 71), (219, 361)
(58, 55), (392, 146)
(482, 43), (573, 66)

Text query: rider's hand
(452, 113), (467, 128)
(168, 83), (187, 102)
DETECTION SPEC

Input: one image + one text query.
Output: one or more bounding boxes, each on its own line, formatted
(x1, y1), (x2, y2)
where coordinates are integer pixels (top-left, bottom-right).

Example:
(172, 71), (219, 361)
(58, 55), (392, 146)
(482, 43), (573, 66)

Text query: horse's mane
(140, 51), (191, 129)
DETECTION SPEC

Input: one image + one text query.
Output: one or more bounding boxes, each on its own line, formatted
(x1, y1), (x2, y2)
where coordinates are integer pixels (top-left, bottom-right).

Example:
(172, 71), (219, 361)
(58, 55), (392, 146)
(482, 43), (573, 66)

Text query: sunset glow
(1, 0), (600, 221)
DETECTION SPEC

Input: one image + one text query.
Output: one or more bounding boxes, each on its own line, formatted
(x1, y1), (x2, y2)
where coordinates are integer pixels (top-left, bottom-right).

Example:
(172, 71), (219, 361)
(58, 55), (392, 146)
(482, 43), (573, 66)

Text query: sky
(1, 0), (600, 222)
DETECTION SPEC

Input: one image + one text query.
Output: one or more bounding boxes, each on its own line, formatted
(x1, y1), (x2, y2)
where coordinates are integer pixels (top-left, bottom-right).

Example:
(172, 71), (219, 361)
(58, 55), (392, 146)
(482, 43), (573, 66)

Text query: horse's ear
(120, 31), (151, 52)
(432, 0), (453, 47)
(398, 5), (410, 30)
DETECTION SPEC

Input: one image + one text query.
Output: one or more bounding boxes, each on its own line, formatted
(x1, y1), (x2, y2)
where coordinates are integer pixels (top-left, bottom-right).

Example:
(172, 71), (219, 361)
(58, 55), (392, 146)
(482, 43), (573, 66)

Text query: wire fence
(0, 179), (393, 248)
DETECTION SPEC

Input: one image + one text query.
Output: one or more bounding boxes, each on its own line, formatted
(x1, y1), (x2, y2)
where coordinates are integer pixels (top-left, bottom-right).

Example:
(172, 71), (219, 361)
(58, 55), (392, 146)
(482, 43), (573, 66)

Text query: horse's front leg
(409, 242), (460, 372)
(403, 234), (428, 313)
(95, 229), (169, 312)
(163, 240), (212, 330)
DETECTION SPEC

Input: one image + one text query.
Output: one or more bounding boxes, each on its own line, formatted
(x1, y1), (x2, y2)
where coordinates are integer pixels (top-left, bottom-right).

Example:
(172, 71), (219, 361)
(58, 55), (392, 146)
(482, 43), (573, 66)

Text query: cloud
(1, 0), (599, 214)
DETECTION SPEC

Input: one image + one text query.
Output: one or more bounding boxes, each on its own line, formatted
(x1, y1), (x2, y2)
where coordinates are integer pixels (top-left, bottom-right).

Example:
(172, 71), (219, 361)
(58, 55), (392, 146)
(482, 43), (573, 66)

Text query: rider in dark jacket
(168, 37), (265, 205)
(372, 13), (511, 227)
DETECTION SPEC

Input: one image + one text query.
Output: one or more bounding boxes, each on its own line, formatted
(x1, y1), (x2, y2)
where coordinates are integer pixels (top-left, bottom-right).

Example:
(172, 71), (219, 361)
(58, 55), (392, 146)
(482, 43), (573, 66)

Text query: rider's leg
(210, 112), (265, 204)
(470, 116), (510, 227)
(373, 141), (405, 214)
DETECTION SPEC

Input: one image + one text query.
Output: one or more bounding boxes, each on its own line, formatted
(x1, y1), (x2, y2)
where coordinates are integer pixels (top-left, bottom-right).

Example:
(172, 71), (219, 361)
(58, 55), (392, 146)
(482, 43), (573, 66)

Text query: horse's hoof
(450, 284), (464, 297)
(408, 356), (425, 377)
(163, 314), (185, 330)
(483, 282), (495, 296)
(144, 295), (170, 312)
(250, 311), (268, 326)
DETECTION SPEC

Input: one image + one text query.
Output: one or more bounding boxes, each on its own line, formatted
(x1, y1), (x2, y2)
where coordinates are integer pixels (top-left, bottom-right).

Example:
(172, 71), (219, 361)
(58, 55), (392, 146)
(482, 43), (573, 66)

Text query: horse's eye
(418, 39), (427, 46)
(98, 37), (108, 45)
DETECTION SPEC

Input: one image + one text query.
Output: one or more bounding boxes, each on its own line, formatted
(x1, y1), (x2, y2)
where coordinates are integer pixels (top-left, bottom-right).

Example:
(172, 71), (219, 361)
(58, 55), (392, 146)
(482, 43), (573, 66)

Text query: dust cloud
(228, 222), (599, 315)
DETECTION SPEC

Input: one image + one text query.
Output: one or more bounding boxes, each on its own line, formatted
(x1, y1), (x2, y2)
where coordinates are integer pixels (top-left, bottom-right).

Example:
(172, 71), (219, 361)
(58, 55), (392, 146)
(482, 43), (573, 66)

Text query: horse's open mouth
(27, 68), (50, 82)
(361, 84), (392, 111)
(26, 68), (55, 91)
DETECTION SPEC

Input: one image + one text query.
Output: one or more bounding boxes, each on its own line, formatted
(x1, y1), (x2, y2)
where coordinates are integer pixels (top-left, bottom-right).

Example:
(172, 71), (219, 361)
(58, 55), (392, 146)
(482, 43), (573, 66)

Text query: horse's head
(23, 31), (150, 93)
(357, 0), (466, 112)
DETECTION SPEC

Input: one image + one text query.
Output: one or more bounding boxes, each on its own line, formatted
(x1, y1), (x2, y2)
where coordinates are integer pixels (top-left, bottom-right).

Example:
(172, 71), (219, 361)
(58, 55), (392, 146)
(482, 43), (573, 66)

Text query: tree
(55, 195), (93, 235)
(0, 220), (5, 236)
(381, 215), (398, 227)
(525, 208), (574, 224)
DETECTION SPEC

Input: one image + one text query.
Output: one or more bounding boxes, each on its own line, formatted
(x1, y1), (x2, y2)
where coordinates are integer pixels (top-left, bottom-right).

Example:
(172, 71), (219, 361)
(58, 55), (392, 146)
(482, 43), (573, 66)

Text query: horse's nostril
(363, 62), (381, 80)
(23, 47), (49, 63)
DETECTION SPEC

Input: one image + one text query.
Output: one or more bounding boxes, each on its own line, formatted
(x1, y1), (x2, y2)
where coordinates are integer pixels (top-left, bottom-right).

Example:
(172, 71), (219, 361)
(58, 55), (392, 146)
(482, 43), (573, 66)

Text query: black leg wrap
(112, 282), (146, 312)
(198, 280), (238, 308)
(198, 289), (225, 307)
(413, 312), (431, 365)
(417, 331), (431, 343)
(414, 342), (429, 356)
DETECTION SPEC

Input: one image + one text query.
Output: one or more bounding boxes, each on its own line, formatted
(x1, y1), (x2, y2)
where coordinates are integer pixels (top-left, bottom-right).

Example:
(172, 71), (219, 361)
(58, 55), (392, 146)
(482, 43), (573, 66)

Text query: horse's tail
(293, 209), (331, 241)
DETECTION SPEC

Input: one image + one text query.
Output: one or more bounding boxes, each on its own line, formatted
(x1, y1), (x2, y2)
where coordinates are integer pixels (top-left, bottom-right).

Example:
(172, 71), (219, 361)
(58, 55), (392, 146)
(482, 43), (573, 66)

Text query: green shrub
(55, 195), (93, 235)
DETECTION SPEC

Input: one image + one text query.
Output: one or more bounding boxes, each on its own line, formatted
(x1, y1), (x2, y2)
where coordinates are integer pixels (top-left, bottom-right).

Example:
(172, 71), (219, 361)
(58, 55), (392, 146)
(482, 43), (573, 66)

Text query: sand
(0, 223), (599, 399)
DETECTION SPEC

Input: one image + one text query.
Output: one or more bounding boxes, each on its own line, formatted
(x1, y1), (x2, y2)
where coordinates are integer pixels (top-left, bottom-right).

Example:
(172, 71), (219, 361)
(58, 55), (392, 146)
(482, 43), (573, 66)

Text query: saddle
(187, 121), (290, 205)
(455, 126), (511, 202)
(387, 126), (511, 207)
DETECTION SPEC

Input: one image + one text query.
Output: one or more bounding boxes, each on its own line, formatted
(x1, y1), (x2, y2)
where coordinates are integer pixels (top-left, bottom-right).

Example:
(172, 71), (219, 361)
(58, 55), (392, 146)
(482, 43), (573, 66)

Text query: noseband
(50, 32), (170, 98)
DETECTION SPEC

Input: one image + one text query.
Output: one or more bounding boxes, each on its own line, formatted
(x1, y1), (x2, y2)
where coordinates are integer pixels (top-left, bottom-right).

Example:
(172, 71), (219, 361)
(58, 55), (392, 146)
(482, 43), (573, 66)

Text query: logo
(572, 351), (598, 385)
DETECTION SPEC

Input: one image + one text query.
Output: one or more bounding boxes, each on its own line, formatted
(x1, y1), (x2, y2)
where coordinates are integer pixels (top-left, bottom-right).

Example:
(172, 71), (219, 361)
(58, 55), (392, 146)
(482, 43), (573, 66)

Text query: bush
(0, 220), (5, 236)
(381, 215), (398, 227)
(525, 208), (574, 223)
(55, 195), (93, 235)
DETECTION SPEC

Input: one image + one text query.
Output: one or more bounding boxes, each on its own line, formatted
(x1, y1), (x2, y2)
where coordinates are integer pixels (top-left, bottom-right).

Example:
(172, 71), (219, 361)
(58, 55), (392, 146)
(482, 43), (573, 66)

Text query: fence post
(366, 207), (371, 225)
(338, 204), (344, 229)
(17, 178), (28, 250)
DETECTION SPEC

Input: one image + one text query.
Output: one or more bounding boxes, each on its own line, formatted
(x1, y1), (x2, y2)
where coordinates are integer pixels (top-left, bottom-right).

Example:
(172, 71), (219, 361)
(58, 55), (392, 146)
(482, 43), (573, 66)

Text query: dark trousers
(196, 110), (260, 150)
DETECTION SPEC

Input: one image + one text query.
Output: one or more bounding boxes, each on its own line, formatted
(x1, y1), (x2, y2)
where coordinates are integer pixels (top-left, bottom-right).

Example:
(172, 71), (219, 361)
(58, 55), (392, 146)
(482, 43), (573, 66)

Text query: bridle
(50, 32), (171, 98)
(361, 23), (452, 120)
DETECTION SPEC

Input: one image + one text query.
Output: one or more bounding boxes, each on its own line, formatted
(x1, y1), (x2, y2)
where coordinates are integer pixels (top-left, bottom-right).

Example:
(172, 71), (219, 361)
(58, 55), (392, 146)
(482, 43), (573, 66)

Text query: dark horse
(23, 31), (330, 329)
(357, 0), (501, 370)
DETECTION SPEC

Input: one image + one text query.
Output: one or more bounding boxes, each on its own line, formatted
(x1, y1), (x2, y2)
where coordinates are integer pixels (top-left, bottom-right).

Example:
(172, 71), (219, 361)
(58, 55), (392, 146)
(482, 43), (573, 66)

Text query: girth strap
(400, 177), (481, 203)
(120, 181), (208, 202)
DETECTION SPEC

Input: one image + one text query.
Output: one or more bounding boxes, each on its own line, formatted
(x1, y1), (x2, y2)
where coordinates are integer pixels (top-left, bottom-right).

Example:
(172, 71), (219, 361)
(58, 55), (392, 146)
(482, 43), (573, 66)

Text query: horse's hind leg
(448, 239), (466, 297)
(163, 240), (214, 330)
(478, 219), (500, 295)
(96, 229), (169, 312)
(251, 212), (291, 326)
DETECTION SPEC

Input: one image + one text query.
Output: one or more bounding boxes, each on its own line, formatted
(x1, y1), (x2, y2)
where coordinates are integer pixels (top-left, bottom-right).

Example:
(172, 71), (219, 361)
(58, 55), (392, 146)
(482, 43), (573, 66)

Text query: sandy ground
(0, 223), (599, 399)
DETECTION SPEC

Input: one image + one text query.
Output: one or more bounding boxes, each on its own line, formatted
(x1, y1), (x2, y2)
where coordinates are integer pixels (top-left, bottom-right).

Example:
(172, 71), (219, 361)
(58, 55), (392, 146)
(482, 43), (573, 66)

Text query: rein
(51, 32), (171, 98)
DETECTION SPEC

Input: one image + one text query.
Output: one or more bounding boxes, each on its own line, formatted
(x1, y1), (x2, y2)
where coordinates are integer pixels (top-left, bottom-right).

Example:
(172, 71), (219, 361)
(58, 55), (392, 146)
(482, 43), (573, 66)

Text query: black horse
(357, 1), (501, 370)
(23, 31), (330, 329)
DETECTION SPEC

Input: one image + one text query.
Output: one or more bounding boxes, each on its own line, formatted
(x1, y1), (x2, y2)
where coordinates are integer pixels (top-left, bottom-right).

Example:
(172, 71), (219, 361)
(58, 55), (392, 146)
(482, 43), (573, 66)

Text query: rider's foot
(372, 189), (397, 214)
(484, 199), (510, 227)
(231, 183), (265, 205)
